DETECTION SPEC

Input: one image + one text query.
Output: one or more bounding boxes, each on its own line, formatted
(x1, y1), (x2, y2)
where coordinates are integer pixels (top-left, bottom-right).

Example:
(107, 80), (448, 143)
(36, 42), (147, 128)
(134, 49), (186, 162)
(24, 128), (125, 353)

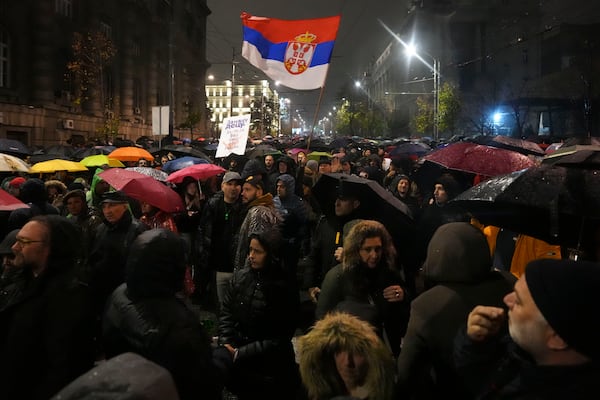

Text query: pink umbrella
(166, 163), (226, 184)
(422, 142), (535, 177)
(0, 189), (29, 211)
(99, 168), (185, 213)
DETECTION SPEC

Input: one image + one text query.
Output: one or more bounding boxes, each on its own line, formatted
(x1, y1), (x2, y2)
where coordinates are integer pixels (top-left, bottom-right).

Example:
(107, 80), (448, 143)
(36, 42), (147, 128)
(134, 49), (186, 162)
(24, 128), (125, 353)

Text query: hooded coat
(103, 229), (224, 400)
(298, 312), (396, 400)
(397, 222), (515, 399)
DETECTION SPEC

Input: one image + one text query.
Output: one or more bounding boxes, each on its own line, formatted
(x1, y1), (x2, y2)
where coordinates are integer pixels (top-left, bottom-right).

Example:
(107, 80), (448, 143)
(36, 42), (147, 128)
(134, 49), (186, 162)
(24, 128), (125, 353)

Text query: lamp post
(404, 44), (441, 140)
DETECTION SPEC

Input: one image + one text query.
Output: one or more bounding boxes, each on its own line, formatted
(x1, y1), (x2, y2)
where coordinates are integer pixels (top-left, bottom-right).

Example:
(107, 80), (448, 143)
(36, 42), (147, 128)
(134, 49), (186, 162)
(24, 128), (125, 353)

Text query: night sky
(205, 0), (410, 124)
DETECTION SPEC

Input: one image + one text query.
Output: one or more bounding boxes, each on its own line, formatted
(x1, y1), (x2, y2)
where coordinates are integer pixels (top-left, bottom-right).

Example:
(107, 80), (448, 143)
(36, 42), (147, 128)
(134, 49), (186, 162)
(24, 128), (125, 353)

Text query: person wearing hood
(102, 229), (225, 400)
(273, 173), (307, 279)
(298, 312), (396, 400)
(217, 228), (300, 399)
(234, 176), (282, 270)
(7, 178), (60, 231)
(397, 222), (515, 399)
(0, 215), (95, 400)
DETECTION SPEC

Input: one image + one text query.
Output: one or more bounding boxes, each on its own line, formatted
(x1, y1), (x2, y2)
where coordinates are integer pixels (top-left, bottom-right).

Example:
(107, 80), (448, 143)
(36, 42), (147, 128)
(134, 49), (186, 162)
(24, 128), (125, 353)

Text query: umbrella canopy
(167, 163), (226, 184)
(389, 142), (431, 159)
(245, 144), (282, 159)
(162, 156), (209, 173)
(151, 145), (211, 161)
(0, 189), (29, 211)
(422, 142), (535, 177)
(98, 169), (184, 213)
(108, 147), (154, 162)
(542, 145), (600, 168)
(307, 151), (333, 162)
(471, 135), (545, 156)
(125, 167), (169, 182)
(0, 153), (30, 172)
(0, 139), (30, 156)
(72, 146), (116, 160)
(451, 165), (600, 246)
(29, 159), (88, 173)
(80, 155), (125, 168)
(313, 173), (414, 244)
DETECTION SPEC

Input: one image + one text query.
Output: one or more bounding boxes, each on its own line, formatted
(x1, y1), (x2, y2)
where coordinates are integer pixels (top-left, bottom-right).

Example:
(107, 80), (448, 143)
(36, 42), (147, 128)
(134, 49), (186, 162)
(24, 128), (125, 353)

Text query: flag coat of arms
(241, 12), (341, 90)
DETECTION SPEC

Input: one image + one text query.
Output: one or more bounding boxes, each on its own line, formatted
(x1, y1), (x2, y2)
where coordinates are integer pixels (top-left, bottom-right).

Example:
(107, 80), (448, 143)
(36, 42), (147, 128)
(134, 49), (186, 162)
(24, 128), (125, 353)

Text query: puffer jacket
(102, 229), (224, 400)
(218, 264), (299, 397)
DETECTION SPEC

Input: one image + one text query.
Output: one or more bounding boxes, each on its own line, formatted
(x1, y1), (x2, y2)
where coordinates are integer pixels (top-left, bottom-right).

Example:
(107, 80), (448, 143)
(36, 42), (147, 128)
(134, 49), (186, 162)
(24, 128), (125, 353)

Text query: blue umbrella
(162, 156), (209, 173)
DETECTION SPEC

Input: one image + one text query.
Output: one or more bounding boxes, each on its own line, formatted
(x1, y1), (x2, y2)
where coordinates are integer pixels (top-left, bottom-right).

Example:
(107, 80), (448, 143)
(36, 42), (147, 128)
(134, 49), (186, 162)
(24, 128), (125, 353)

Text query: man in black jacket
(196, 171), (244, 309)
(455, 259), (600, 399)
(0, 215), (95, 400)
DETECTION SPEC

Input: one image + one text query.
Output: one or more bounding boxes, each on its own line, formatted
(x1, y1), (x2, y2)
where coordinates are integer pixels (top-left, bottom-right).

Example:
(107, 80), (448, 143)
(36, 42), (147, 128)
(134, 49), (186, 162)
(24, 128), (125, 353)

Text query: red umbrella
(166, 163), (226, 184)
(422, 142), (535, 177)
(0, 189), (29, 211)
(99, 168), (184, 213)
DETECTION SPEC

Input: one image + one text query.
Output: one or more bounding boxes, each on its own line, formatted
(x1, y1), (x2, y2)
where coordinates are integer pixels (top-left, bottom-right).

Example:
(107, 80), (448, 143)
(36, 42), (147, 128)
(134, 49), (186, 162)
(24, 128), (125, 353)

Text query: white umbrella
(0, 153), (30, 172)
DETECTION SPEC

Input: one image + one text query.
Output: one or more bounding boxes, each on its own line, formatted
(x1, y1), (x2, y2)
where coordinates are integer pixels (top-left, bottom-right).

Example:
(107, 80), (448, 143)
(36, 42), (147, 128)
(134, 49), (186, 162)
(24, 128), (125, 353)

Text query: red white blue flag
(241, 12), (341, 90)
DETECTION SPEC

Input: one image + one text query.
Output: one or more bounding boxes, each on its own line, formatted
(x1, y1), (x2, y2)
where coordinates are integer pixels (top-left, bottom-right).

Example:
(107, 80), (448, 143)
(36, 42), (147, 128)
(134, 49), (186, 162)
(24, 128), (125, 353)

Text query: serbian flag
(241, 12), (341, 90)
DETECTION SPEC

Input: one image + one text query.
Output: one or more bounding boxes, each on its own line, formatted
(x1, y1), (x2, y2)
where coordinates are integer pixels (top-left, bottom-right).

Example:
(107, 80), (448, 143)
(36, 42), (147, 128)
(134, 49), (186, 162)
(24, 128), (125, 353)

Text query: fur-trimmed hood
(297, 312), (396, 400)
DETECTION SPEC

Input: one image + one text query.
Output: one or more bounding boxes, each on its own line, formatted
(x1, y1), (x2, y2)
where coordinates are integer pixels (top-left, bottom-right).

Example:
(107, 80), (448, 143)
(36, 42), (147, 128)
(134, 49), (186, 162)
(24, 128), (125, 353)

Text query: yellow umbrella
(30, 159), (88, 173)
(80, 154), (125, 168)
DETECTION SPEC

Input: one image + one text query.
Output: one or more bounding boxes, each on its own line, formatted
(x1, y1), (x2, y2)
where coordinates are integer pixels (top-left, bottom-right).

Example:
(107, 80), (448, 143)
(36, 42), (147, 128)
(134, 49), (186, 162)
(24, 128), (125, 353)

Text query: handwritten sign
(216, 114), (251, 158)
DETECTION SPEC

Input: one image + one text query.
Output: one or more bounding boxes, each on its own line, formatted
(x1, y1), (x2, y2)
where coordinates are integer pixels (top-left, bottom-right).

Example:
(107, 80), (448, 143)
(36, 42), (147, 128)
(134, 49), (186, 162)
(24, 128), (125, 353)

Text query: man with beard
(196, 171), (244, 308)
(234, 176), (282, 270)
(0, 215), (95, 400)
(455, 259), (600, 399)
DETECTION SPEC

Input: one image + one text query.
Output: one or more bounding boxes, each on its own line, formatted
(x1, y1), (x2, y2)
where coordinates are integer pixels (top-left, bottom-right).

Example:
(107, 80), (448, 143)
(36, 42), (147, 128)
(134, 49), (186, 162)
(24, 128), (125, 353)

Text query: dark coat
(397, 222), (516, 399)
(103, 229), (225, 400)
(218, 265), (300, 399)
(454, 330), (600, 399)
(316, 263), (410, 357)
(0, 268), (95, 400)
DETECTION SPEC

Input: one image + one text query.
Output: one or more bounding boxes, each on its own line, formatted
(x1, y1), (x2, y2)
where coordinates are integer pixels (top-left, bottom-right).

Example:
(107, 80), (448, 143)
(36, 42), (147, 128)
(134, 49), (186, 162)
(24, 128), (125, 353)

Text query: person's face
(242, 183), (262, 204)
(222, 180), (241, 203)
(364, 149), (371, 157)
(276, 181), (287, 198)
(335, 197), (359, 217)
(297, 152), (307, 165)
(66, 196), (85, 216)
(248, 238), (267, 270)
(504, 277), (551, 359)
(141, 202), (155, 215)
(47, 187), (58, 199)
(12, 221), (50, 274)
(186, 182), (198, 196)
(137, 159), (148, 167)
(8, 186), (20, 197)
(102, 202), (129, 224)
(318, 163), (332, 174)
(359, 236), (383, 269)
(342, 161), (351, 173)
(334, 350), (368, 390)
(433, 184), (448, 205)
(265, 155), (274, 169)
(95, 180), (110, 196)
(278, 162), (288, 174)
(161, 156), (169, 165)
(397, 179), (410, 197)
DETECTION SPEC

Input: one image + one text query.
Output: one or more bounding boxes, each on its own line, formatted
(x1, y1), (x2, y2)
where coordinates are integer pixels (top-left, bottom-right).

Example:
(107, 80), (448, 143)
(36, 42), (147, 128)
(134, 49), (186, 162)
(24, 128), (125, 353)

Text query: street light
(405, 43), (440, 140)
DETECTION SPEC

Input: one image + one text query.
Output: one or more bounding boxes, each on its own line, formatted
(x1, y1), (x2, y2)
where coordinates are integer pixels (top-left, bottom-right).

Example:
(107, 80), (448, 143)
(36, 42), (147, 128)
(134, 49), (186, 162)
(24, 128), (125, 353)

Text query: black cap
(100, 190), (129, 204)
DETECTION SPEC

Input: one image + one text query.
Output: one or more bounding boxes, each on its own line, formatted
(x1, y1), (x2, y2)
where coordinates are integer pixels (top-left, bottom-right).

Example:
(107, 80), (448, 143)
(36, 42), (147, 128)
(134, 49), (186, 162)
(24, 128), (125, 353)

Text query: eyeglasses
(14, 237), (45, 247)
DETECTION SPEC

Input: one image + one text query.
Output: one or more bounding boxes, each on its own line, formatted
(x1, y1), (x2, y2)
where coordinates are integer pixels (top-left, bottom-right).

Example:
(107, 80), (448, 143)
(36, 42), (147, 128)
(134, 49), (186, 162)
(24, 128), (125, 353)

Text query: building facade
(0, 0), (211, 147)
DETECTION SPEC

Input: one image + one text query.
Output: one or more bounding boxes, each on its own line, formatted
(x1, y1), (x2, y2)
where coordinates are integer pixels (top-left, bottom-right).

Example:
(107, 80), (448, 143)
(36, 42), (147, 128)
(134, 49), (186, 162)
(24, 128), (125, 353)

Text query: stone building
(0, 0), (211, 147)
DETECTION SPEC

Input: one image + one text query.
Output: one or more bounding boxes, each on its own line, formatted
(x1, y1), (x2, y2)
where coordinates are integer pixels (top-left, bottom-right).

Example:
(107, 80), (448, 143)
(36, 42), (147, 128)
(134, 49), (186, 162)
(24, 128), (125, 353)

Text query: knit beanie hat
(434, 174), (461, 200)
(525, 259), (600, 361)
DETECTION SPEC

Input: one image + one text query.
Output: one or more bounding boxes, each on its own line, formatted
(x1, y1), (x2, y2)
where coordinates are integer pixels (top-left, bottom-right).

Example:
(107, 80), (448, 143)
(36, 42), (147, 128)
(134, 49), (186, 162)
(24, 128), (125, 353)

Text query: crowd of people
(1, 141), (599, 399)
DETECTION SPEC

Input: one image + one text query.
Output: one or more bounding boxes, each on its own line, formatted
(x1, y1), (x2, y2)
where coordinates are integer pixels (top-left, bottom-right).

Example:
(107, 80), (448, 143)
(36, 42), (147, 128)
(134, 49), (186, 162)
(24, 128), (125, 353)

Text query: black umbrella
(150, 145), (211, 161)
(451, 165), (600, 246)
(542, 145), (600, 169)
(245, 144), (282, 159)
(0, 139), (30, 156)
(313, 173), (414, 236)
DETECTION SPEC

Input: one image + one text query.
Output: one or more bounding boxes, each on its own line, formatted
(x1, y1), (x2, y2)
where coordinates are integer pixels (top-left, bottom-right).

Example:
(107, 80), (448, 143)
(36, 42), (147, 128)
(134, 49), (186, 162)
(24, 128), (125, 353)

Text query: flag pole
(307, 85), (326, 151)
